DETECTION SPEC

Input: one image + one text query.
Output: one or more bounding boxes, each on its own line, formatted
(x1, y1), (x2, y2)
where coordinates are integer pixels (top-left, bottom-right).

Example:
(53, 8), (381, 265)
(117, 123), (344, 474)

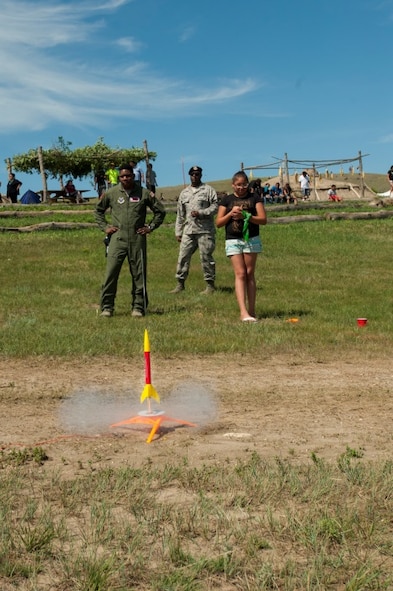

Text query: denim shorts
(225, 236), (262, 256)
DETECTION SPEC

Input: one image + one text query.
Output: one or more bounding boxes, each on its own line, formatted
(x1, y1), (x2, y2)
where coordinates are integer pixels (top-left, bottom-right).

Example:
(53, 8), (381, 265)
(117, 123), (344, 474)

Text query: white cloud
(115, 37), (143, 52)
(378, 134), (393, 144)
(0, 1), (103, 47)
(0, 0), (259, 133)
(179, 26), (196, 43)
(95, 0), (132, 9)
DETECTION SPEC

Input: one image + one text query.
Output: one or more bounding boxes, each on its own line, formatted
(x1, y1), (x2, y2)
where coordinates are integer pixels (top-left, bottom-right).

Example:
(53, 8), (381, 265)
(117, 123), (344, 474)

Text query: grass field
(1, 199), (393, 357)
(1, 192), (393, 590)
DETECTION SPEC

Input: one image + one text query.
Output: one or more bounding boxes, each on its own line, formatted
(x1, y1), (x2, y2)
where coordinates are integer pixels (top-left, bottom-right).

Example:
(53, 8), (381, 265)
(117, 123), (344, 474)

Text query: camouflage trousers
(175, 233), (216, 283)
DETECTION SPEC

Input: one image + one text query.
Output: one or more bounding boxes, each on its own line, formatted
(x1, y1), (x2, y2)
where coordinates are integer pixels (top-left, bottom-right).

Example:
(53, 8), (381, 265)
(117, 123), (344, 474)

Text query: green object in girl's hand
(242, 211), (251, 242)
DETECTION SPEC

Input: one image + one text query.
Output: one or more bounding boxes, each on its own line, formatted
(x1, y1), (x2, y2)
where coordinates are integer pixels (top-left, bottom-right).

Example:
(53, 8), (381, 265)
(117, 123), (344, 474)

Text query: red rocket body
(140, 329), (160, 403)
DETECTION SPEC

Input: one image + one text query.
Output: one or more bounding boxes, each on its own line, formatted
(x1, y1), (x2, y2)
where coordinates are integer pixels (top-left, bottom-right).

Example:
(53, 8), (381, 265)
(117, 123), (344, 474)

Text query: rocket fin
(140, 384), (160, 403)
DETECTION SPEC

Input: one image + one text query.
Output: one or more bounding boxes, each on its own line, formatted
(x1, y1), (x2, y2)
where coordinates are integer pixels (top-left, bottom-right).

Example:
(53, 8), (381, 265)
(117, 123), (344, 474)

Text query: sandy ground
(1, 355), (393, 473)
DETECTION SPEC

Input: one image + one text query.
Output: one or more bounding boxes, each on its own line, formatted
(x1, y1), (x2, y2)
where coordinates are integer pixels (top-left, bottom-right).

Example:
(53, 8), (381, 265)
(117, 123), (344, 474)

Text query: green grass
(1, 206), (393, 358)
(1, 203), (393, 589)
(0, 450), (392, 590)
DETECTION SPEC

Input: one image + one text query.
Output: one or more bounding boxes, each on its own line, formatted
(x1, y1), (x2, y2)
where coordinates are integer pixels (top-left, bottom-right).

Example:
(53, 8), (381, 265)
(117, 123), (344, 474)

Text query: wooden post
(37, 146), (48, 202)
(1, 159), (12, 202)
(284, 153), (290, 185)
(143, 139), (149, 166)
(181, 156), (186, 187)
(358, 150), (364, 198)
(143, 139), (151, 189)
(313, 164), (320, 201)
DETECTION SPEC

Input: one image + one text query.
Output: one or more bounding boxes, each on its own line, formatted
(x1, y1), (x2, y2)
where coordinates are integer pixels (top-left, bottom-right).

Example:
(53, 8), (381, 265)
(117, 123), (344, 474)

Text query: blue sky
(1, 0), (392, 195)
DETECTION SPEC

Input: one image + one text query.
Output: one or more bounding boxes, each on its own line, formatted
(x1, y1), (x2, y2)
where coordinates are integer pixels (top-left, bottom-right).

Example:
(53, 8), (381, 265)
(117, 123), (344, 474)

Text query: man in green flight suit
(95, 164), (166, 317)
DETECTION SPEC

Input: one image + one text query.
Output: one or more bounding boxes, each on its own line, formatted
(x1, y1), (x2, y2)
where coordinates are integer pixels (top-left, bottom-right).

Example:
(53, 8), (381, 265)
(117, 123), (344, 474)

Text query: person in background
(6, 172), (22, 203)
(145, 163), (157, 194)
(64, 179), (83, 203)
(249, 178), (262, 198)
(283, 182), (297, 205)
(170, 166), (218, 295)
(262, 182), (271, 203)
(299, 170), (311, 200)
(105, 163), (119, 188)
(327, 184), (342, 202)
(94, 170), (107, 198)
(95, 165), (166, 318)
(387, 165), (393, 195)
(270, 181), (283, 203)
(216, 170), (267, 322)
(129, 160), (145, 186)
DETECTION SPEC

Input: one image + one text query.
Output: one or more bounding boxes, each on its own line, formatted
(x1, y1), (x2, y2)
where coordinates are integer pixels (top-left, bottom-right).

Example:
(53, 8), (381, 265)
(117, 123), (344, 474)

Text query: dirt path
(1, 355), (392, 474)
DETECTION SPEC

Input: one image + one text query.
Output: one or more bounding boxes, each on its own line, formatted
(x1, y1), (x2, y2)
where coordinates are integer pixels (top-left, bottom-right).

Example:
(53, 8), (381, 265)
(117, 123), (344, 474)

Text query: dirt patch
(1, 355), (392, 473)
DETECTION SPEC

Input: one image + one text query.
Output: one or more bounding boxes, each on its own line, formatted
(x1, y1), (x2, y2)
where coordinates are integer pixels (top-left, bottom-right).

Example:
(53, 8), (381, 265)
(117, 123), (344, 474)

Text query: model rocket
(110, 328), (195, 443)
(140, 329), (160, 404)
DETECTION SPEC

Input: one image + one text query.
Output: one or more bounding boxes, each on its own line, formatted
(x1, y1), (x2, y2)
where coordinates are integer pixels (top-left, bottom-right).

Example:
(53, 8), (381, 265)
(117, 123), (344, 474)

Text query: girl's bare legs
(230, 253), (258, 319)
(244, 253), (258, 317)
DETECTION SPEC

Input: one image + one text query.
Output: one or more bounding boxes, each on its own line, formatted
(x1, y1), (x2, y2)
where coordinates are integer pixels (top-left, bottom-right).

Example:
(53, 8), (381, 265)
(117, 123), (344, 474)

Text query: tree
(9, 137), (156, 183)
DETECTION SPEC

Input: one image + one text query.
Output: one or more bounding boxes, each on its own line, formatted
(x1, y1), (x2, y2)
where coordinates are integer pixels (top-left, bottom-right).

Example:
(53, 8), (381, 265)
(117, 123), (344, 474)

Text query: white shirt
(299, 174), (310, 189)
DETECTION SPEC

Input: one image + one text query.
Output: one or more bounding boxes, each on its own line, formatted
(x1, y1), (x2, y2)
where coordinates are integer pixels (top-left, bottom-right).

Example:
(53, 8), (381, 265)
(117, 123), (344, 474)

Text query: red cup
(357, 318), (368, 327)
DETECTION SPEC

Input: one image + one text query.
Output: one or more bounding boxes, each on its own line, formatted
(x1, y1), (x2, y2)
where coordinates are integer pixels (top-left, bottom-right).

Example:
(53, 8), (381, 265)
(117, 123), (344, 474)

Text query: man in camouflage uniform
(170, 166), (218, 294)
(95, 165), (166, 317)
